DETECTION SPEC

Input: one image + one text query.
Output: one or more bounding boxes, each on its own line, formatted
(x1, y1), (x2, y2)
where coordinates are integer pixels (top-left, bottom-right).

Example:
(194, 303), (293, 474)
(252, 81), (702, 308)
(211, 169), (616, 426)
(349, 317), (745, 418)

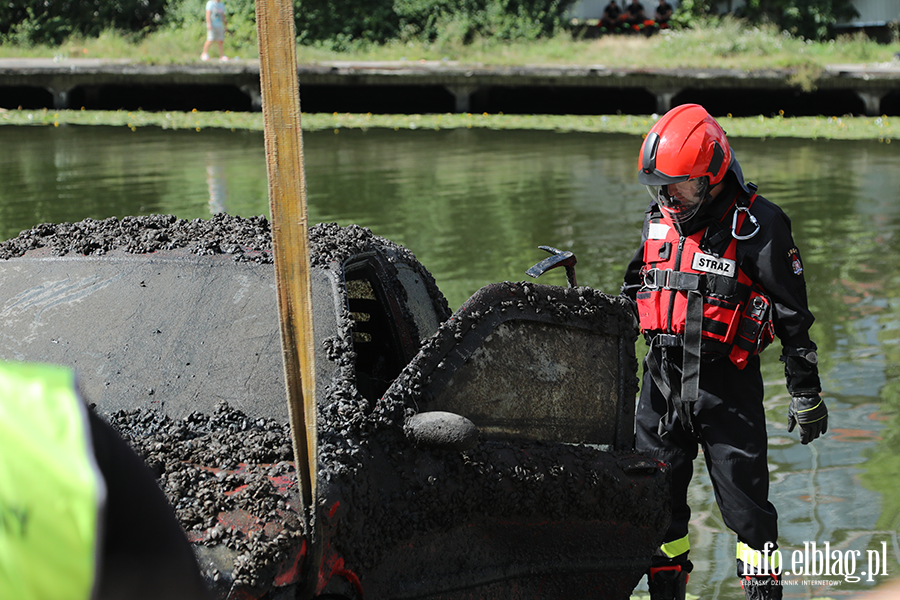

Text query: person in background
(654, 0), (674, 28)
(0, 360), (212, 600)
(622, 104), (827, 600)
(600, 0), (624, 31)
(201, 0), (228, 62)
(624, 0), (648, 31)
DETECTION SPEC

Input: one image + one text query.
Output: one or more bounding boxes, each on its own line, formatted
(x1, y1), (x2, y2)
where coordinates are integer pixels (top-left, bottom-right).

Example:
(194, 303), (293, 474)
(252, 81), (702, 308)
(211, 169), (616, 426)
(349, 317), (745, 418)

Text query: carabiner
(732, 206), (760, 240)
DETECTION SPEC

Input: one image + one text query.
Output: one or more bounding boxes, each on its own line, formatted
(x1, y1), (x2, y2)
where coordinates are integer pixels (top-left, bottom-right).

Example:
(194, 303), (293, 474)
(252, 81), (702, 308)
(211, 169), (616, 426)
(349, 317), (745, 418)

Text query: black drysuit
(621, 165), (817, 566)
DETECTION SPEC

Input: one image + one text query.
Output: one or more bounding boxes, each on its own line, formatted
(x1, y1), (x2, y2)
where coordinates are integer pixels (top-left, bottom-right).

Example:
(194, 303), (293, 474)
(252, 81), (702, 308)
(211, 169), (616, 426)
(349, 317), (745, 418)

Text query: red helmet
(638, 104), (731, 187)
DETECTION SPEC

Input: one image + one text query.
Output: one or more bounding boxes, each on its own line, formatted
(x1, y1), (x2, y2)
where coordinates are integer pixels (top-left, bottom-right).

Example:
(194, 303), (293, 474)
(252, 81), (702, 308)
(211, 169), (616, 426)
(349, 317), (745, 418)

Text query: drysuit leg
(635, 348), (698, 564)
(692, 356), (779, 566)
(635, 349), (778, 566)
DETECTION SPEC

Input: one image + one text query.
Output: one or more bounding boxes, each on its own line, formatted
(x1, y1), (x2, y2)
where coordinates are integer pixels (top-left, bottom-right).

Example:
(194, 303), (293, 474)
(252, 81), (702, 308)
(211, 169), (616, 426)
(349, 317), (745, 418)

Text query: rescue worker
(621, 104), (827, 600)
(0, 360), (211, 600)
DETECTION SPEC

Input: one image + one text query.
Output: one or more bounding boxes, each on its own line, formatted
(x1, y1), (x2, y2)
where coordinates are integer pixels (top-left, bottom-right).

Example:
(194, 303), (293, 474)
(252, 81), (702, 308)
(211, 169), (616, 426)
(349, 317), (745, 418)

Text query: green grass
(2, 17), (899, 70)
(2, 19), (897, 142)
(3, 108), (896, 141)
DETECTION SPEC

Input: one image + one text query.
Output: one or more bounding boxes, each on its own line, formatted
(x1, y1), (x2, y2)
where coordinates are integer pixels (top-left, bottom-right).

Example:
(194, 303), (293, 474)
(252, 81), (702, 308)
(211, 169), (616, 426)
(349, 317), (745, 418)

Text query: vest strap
(643, 268), (700, 291)
(645, 325), (702, 442)
(680, 290), (704, 434)
(643, 267), (739, 297)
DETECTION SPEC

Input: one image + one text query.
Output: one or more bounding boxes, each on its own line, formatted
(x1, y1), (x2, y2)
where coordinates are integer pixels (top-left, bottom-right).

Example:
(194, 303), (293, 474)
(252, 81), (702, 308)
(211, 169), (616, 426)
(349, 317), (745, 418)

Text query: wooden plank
(255, 0), (316, 514)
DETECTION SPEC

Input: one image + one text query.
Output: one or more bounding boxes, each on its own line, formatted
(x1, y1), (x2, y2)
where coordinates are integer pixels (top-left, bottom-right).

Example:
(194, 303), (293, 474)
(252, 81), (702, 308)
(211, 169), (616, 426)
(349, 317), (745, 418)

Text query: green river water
(0, 124), (898, 599)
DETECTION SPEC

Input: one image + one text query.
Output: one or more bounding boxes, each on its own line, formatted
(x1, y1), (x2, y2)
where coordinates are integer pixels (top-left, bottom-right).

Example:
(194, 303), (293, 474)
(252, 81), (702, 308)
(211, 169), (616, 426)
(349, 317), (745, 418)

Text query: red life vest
(636, 194), (774, 369)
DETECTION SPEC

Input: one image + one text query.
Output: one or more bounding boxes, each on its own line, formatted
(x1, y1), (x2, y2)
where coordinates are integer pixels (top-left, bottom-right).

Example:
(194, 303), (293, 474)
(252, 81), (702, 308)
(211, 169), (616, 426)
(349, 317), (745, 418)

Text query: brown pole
(255, 0), (316, 516)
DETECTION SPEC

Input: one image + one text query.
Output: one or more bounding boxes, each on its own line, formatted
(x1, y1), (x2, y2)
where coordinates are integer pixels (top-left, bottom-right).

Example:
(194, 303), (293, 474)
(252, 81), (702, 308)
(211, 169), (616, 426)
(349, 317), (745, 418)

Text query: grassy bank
(2, 19), (897, 141)
(2, 108), (895, 141)
(1, 18), (898, 70)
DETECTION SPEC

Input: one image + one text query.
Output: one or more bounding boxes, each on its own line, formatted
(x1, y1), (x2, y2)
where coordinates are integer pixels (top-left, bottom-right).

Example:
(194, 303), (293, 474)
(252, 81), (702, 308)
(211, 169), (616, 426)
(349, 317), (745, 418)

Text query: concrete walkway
(1, 57), (898, 114)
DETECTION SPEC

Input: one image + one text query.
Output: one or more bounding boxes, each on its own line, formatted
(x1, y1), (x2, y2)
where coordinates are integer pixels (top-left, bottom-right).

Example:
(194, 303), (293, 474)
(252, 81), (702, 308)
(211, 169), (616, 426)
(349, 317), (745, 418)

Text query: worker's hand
(787, 394), (828, 444)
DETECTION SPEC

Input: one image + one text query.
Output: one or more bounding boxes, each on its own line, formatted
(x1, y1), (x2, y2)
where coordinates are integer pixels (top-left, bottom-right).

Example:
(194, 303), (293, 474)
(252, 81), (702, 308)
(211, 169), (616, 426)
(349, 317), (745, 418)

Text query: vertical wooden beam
(255, 0), (316, 515)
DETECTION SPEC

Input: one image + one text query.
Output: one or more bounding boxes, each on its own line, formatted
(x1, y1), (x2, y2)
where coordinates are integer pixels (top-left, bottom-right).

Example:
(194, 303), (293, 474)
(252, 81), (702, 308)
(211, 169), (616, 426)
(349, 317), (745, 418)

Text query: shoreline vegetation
(1, 17), (898, 71)
(2, 108), (895, 141)
(0, 18), (898, 140)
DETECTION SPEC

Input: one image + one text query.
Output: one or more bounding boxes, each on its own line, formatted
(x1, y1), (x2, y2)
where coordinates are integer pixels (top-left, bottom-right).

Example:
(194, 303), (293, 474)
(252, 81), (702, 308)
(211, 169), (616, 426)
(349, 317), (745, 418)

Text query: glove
(781, 344), (826, 444)
(780, 345), (822, 396)
(787, 395), (828, 444)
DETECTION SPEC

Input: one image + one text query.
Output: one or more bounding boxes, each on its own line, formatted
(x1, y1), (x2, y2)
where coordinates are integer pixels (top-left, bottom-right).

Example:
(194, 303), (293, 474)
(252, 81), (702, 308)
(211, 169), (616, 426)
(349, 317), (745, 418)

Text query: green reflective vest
(0, 361), (106, 599)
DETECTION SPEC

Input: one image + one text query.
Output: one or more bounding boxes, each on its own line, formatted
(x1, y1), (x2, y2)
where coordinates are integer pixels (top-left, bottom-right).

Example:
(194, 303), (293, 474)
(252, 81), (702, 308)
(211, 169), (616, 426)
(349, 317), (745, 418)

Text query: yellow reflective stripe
(798, 399), (826, 421)
(0, 361), (104, 600)
(660, 535), (691, 558)
(737, 541), (781, 571)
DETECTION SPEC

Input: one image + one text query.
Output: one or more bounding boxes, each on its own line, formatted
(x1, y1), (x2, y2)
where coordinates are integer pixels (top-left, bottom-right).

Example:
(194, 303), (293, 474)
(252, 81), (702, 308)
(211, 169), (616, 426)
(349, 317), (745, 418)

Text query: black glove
(787, 394), (828, 444)
(781, 345), (822, 396)
(782, 344), (826, 444)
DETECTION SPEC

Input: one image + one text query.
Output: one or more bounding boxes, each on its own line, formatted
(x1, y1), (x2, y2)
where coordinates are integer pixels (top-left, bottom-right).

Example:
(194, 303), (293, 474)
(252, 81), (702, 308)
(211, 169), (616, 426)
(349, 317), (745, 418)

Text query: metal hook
(732, 206), (760, 240)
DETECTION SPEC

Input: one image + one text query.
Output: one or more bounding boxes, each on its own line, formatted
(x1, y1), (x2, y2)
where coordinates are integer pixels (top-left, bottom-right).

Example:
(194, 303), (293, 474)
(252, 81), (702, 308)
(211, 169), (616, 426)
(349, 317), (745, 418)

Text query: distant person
(654, 0), (674, 28)
(600, 0), (623, 31)
(0, 360), (212, 600)
(201, 0), (228, 62)
(624, 0), (649, 31)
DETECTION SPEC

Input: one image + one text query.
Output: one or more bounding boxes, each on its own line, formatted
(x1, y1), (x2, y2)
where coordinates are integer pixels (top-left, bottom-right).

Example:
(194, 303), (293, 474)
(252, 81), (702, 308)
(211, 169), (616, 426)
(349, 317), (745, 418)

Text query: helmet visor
(647, 177), (710, 223)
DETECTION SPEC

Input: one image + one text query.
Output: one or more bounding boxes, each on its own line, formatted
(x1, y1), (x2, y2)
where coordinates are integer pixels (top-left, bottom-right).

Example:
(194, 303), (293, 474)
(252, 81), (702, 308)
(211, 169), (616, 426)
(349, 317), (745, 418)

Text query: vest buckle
(644, 268), (674, 290)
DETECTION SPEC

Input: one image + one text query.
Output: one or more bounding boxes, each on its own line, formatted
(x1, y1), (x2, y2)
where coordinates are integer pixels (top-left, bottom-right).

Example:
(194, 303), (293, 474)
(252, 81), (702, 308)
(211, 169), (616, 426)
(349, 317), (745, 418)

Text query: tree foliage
(294, 0), (401, 47)
(0, 0), (860, 46)
(0, 0), (576, 48)
(677, 0), (859, 40)
(743, 0), (859, 40)
(392, 0), (574, 43)
(0, 0), (167, 45)
(294, 0), (576, 48)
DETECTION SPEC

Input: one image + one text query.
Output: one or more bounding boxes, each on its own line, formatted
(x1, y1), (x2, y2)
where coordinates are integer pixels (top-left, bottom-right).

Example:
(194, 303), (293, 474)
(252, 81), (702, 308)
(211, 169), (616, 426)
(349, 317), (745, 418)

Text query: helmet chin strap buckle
(732, 206), (760, 240)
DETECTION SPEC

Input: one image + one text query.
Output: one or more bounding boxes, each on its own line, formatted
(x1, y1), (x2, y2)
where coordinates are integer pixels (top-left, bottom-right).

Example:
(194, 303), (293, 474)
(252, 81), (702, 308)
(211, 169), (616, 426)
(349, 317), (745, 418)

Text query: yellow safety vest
(0, 361), (106, 599)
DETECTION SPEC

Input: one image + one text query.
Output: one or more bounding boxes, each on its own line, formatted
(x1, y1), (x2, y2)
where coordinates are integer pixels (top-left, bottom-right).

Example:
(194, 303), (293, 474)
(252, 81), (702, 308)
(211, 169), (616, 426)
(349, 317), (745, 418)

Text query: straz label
(691, 253), (736, 277)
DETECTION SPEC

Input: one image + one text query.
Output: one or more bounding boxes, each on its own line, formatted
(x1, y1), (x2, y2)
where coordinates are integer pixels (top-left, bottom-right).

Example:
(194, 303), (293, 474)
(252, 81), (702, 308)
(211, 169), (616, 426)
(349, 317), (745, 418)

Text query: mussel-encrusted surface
(105, 402), (303, 590)
(0, 213), (273, 261)
(2, 215), (665, 595)
(313, 281), (664, 579)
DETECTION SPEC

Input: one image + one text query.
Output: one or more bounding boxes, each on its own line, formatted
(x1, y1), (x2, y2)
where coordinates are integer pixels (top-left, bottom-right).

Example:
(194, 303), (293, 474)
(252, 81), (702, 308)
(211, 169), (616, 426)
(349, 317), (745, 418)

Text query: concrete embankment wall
(1, 58), (899, 116)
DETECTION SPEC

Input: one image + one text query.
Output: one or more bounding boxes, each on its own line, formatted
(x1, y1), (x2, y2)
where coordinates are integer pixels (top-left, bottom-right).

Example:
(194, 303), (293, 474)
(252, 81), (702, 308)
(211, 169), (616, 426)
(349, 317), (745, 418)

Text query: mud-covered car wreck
(0, 216), (670, 600)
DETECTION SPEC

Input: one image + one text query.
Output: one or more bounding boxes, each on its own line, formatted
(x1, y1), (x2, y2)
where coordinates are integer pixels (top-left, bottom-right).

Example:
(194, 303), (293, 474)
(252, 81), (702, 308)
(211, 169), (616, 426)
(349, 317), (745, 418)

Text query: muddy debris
(104, 402), (303, 589)
(0, 213), (274, 262)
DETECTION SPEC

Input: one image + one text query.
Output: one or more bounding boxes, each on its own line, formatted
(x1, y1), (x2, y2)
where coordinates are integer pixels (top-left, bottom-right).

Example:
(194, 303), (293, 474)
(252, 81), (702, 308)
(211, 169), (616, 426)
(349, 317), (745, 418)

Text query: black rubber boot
(647, 564), (689, 600)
